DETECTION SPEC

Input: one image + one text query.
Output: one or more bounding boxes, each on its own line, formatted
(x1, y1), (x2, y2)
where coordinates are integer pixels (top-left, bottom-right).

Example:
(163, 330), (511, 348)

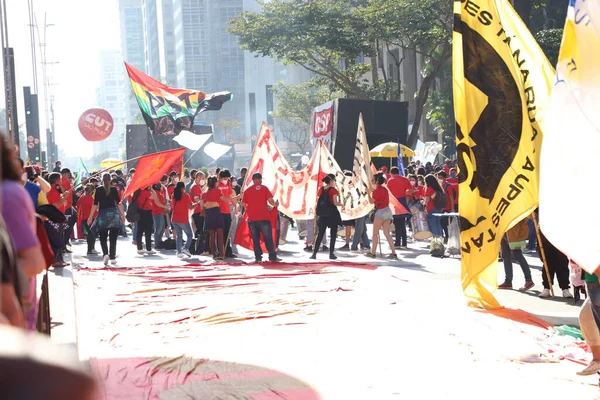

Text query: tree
(90, 151), (111, 170)
(213, 118), (244, 143)
(535, 29), (563, 66)
(229, 0), (375, 99)
(271, 81), (341, 152)
(361, 0), (453, 147)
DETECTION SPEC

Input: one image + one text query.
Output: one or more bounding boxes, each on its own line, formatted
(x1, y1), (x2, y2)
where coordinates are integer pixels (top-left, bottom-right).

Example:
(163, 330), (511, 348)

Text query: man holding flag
(241, 173), (281, 263)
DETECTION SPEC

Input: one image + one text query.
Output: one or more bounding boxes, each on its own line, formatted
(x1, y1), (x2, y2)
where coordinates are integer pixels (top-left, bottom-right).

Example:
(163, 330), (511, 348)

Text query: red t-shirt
(47, 188), (66, 213)
(167, 184), (176, 199)
(387, 176), (412, 199)
(61, 177), (73, 209)
(318, 187), (339, 204)
(414, 186), (425, 200)
(242, 184), (273, 222)
(152, 190), (166, 215)
(446, 177), (459, 205)
(171, 193), (192, 224)
(189, 184), (204, 214)
(217, 181), (233, 214)
(442, 183), (455, 211)
(137, 190), (154, 211)
(77, 195), (94, 220)
(202, 188), (221, 203)
(424, 187), (437, 212)
(372, 186), (389, 210)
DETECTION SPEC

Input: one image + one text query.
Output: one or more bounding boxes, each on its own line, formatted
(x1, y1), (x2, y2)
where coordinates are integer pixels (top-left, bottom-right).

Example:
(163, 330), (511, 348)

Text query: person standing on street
(52, 161), (62, 173)
(538, 228), (573, 298)
(78, 184), (98, 256)
(311, 174), (343, 260)
(171, 182), (199, 258)
(387, 166), (413, 249)
(217, 169), (238, 258)
(134, 187), (158, 255)
(87, 174), (126, 266)
(367, 174), (397, 260)
(497, 217), (535, 292)
(242, 173), (281, 263)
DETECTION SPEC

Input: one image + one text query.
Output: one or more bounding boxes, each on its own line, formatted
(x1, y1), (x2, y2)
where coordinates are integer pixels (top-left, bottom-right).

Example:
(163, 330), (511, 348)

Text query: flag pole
(532, 215), (554, 298)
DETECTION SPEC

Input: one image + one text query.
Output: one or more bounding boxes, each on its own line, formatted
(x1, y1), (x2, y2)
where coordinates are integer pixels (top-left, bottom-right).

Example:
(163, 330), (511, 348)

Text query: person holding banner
(366, 174), (397, 260)
(311, 174), (343, 261)
(242, 173), (281, 263)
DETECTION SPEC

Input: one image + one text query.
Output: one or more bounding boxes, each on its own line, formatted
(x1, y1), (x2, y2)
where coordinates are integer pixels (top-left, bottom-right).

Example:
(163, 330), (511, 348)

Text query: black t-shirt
(94, 187), (121, 209)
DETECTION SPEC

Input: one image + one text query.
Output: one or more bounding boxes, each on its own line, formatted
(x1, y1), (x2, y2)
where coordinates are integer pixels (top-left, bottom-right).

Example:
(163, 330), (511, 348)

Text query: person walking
(87, 174), (125, 266)
(497, 217), (534, 291)
(171, 182), (199, 258)
(133, 187), (158, 255)
(538, 229), (573, 298)
(311, 174), (343, 260)
(366, 174), (397, 259)
(242, 173), (281, 263)
(78, 184), (98, 256)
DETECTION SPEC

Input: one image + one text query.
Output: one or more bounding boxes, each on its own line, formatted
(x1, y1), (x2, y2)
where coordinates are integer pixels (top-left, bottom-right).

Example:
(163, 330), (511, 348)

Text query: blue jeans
(153, 214), (165, 246)
(172, 222), (193, 253)
(248, 220), (277, 261)
(500, 237), (532, 284)
(427, 208), (443, 237)
(527, 218), (537, 250)
(351, 216), (370, 250)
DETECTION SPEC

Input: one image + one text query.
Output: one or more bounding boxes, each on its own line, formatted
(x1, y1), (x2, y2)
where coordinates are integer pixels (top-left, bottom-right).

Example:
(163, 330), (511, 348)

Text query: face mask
(22, 173), (28, 181)
(221, 179), (228, 184)
(410, 181), (416, 186)
(438, 179), (444, 186)
(450, 173), (456, 178)
(199, 180), (205, 186)
(232, 181), (238, 187)
(418, 181), (424, 187)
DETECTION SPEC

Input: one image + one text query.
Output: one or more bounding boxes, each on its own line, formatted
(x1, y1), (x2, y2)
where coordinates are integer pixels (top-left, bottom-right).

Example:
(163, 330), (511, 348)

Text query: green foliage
(271, 81), (341, 151)
(534, 29), (563, 66)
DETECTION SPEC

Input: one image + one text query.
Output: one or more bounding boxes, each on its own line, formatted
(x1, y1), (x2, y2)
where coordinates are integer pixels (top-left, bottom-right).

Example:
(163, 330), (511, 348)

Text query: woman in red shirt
(78, 184), (98, 255)
(171, 182), (199, 258)
(201, 176), (233, 260)
(367, 174), (397, 259)
(134, 187), (159, 255)
(422, 174), (444, 238)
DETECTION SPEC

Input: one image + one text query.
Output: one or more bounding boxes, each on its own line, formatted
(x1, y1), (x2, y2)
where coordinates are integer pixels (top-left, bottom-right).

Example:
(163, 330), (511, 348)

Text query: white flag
(173, 130), (212, 151)
(203, 142), (232, 161)
(539, 1), (600, 273)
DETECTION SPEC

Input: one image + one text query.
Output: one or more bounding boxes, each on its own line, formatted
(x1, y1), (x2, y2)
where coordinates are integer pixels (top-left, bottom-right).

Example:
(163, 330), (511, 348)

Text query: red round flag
(78, 108), (114, 142)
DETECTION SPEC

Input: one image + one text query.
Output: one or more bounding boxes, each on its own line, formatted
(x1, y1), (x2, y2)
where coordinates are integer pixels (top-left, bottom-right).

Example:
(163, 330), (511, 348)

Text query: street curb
(49, 254), (80, 360)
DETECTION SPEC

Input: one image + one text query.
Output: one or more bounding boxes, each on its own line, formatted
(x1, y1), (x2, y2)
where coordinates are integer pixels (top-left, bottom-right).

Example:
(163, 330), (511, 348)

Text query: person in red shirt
(422, 174), (444, 238)
(171, 182), (200, 258)
(311, 173), (343, 261)
(387, 166), (413, 248)
(134, 187), (159, 255)
(242, 173), (281, 263)
(77, 184), (98, 255)
(217, 169), (238, 258)
(201, 176), (227, 260)
(437, 171), (456, 243)
(46, 172), (69, 214)
(446, 167), (459, 212)
(151, 183), (169, 249)
(367, 174), (397, 259)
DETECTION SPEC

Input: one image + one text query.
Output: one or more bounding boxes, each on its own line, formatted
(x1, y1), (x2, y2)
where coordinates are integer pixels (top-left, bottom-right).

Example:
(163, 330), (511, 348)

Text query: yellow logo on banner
(452, 0), (554, 308)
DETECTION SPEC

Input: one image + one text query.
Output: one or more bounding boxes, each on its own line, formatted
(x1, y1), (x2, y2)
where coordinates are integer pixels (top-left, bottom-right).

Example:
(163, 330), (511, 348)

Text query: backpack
(433, 190), (447, 210)
(126, 192), (143, 223)
(316, 188), (333, 217)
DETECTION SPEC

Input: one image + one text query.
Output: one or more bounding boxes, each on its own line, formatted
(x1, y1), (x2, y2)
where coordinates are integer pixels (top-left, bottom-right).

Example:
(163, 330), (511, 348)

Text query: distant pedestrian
(311, 174), (342, 260)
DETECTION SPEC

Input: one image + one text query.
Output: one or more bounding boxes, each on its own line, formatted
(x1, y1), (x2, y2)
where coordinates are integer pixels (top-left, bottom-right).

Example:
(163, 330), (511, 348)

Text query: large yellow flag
(539, 1), (600, 274)
(453, 0), (555, 308)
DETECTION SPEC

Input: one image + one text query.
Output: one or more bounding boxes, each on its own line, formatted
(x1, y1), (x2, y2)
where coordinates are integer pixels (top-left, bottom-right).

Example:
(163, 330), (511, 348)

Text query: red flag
(169, 154), (184, 177)
(122, 148), (187, 200)
(234, 208), (278, 252)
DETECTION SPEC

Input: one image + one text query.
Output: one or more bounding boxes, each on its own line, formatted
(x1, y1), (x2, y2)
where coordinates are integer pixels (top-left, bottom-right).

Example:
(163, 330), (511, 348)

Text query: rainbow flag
(124, 62), (232, 135)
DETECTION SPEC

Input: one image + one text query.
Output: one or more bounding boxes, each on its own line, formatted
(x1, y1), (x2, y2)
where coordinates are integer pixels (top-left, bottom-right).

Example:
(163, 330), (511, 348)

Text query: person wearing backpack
(422, 174), (445, 239)
(311, 174), (343, 260)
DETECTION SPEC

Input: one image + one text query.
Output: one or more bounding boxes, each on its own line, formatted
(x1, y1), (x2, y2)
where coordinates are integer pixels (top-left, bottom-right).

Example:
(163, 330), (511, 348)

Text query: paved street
(48, 225), (599, 398)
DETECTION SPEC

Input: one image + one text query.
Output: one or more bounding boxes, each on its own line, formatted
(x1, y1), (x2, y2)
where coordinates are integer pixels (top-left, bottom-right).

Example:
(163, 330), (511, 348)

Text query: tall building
(142, 0), (177, 85)
(95, 50), (127, 159)
(119, 0), (146, 124)
(173, 0), (246, 141)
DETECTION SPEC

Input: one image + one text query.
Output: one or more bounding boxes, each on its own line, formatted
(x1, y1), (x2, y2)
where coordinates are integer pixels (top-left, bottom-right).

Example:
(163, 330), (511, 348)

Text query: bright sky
(3, 0), (121, 157)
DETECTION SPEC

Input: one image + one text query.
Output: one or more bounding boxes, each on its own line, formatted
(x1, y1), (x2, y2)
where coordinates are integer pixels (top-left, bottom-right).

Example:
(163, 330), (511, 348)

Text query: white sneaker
(562, 289), (574, 298)
(110, 259), (117, 265)
(146, 249), (157, 255)
(539, 288), (551, 298)
(182, 250), (192, 258)
(137, 250), (146, 255)
(177, 252), (185, 259)
(103, 255), (110, 266)
(577, 360), (600, 376)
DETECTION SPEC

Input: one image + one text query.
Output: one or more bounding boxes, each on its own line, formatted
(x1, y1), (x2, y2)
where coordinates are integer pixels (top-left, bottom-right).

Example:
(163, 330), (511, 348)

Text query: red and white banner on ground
(311, 101), (334, 152)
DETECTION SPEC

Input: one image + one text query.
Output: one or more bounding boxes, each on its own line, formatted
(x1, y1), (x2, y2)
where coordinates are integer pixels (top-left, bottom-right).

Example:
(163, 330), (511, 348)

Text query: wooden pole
(532, 216), (555, 298)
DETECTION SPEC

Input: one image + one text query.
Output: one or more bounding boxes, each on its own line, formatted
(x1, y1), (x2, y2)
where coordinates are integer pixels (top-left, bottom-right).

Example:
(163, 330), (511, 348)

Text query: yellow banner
(452, 0), (554, 308)
(539, 1), (600, 274)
